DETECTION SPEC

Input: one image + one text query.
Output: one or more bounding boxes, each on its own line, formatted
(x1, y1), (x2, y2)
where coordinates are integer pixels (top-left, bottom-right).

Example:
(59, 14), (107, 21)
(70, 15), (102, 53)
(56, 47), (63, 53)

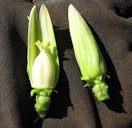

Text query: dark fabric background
(0, 0), (132, 128)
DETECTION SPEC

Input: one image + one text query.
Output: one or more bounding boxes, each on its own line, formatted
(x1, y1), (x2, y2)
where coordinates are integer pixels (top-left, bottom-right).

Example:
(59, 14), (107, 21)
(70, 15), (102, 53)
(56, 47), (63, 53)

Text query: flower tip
(68, 4), (77, 12)
(68, 4), (74, 13)
(69, 4), (74, 9)
(68, 4), (80, 21)
(39, 4), (49, 21)
(31, 5), (37, 12)
(35, 41), (50, 50)
(41, 4), (46, 8)
(29, 5), (37, 20)
(40, 4), (47, 12)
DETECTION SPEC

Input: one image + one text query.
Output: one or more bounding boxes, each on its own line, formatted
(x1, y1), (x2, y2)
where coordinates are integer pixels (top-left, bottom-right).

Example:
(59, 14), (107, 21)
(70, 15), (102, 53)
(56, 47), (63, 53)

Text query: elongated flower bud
(68, 4), (109, 101)
(27, 5), (59, 118)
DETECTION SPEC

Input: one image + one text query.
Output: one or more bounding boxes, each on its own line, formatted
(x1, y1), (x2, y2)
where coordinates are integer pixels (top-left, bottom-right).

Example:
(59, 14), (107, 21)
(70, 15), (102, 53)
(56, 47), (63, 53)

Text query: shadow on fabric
(87, 88), (103, 128)
(10, 26), (39, 128)
(128, 43), (132, 51)
(89, 25), (125, 113)
(47, 29), (73, 118)
(113, 5), (132, 18)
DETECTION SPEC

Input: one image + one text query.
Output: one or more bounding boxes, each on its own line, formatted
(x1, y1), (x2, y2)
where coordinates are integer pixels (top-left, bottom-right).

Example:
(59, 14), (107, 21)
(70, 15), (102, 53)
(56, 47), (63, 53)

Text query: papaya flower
(27, 5), (59, 118)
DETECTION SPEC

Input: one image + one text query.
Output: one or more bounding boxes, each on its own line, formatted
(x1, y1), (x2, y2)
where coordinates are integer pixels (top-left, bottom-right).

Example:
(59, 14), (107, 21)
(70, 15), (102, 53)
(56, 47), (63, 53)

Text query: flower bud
(68, 4), (109, 101)
(27, 5), (60, 118)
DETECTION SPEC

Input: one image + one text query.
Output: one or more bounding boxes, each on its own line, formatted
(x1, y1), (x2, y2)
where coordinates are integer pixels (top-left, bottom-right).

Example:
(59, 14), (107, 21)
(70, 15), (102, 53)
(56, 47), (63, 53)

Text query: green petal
(68, 4), (106, 79)
(39, 5), (59, 85)
(27, 5), (39, 84)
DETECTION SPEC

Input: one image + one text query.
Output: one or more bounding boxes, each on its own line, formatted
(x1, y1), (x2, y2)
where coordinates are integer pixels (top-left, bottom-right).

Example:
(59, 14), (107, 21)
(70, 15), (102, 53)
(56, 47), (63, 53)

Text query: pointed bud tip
(68, 4), (78, 13)
(68, 4), (82, 23)
(69, 4), (74, 9)
(31, 5), (37, 14)
(40, 4), (48, 14)
(68, 4), (75, 13)
(41, 4), (46, 9)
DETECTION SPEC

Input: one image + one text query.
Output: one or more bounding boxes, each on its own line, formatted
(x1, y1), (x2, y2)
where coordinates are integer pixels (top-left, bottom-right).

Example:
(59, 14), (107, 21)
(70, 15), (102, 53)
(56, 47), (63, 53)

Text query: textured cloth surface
(0, 0), (132, 128)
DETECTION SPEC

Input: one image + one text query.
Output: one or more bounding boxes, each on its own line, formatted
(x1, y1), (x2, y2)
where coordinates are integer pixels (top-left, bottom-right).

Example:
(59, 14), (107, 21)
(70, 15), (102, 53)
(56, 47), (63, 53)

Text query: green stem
(92, 82), (109, 101)
(31, 88), (53, 118)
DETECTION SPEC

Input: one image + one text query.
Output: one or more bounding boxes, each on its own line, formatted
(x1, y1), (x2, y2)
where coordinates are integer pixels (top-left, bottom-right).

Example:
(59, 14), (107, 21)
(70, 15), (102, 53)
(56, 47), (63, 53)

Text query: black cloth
(0, 0), (132, 128)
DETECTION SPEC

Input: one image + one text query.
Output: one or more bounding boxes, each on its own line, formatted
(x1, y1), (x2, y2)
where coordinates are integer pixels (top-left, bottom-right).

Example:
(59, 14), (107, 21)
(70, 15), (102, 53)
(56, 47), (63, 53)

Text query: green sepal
(81, 76), (90, 81)
(30, 88), (58, 97)
(30, 88), (53, 97)
(27, 5), (39, 84)
(83, 83), (89, 87)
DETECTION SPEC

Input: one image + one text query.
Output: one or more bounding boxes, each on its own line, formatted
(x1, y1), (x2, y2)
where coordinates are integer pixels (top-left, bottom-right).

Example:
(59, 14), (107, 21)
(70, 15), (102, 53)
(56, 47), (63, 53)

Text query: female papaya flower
(68, 4), (109, 101)
(27, 5), (59, 118)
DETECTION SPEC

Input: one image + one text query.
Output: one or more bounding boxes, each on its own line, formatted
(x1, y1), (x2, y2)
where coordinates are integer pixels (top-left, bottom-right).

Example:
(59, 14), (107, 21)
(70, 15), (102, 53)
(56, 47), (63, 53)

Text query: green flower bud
(27, 5), (60, 118)
(68, 4), (109, 101)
